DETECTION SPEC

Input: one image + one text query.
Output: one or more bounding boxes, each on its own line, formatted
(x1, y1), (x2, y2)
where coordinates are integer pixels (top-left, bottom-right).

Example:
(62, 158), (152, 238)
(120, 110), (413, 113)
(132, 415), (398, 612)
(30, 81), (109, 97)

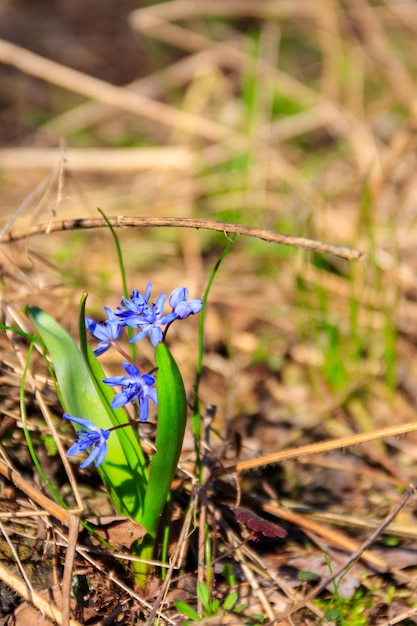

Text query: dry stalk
(0, 147), (194, 172)
(0, 460), (72, 526)
(221, 421), (417, 474)
(260, 501), (387, 571)
(0, 561), (82, 626)
(0, 38), (234, 143)
(347, 0), (417, 114)
(129, 2), (384, 185)
(129, 0), (313, 23)
(0, 215), (365, 261)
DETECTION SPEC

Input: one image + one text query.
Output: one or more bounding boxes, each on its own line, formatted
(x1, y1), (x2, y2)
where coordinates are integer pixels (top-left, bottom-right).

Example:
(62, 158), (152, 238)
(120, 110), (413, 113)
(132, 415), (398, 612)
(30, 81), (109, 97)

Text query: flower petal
(169, 287), (188, 309)
(63, 414), (98, 432)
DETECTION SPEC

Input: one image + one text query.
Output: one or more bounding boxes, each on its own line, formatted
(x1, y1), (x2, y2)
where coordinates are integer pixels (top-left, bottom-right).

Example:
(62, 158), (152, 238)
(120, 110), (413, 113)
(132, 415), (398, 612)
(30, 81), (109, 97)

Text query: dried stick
(0, 561), (82, 626)
(41, 47), (219, 135)
(220, 420), (417, 474)
(0, 147), (193, 172)
(130, 0), (311, 23)
(0, 38), (233, 143)
(347, 0), (417, 112)
(61, 517), (80, 626)
(0, 216), (365, 261)
(0, 459), (71, 526)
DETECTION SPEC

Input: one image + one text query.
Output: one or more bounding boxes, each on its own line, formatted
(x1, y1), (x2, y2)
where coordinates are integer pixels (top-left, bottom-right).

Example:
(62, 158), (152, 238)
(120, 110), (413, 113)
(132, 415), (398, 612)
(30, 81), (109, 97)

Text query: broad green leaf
(196, 583), (211, 612)
(211, 599), (220, 614)
(223, 591), (238, 611)
(25, 305), (146, 518)
(78, 294), (148, 497)
(174, 600), (201, 622)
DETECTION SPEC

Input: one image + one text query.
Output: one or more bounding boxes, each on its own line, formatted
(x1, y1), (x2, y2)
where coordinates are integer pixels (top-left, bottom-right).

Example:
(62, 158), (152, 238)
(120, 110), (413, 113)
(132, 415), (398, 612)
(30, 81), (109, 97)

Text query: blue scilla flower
(169, 287), (203, 319)
(103, 362), (157, 421)
(118, 283), (152, 319)
(63, 414), (110, 468)
(117, 283), (177, 347)
(85, 306), (124, 356)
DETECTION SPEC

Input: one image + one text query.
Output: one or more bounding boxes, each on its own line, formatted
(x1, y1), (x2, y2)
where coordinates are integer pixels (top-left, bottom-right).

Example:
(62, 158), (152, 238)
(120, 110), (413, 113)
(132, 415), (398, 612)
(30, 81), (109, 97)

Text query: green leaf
(42, 434), (58, 456)
(78, 294), (148, 503)
(196, 583), (211, 612)
(325, 609), (342, 621)
(223, 591), (238, 611)
(298, 570), (320, 582)
(174, 600), (201, 621)
(139, 342), (187, 535)
(211, 598), (220, 614)
(25, 305), (146, 519)
(131, 342), (188, 586)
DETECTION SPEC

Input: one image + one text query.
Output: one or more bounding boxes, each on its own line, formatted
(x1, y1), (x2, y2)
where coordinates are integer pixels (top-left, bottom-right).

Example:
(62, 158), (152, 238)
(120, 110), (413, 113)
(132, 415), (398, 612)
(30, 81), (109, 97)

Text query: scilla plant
(25, 283), (202, 587)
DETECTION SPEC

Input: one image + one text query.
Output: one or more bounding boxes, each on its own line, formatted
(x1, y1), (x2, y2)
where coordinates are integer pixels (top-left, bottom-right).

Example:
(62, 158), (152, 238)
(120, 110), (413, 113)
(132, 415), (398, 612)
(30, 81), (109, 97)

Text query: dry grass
(1, 1), (417, 624)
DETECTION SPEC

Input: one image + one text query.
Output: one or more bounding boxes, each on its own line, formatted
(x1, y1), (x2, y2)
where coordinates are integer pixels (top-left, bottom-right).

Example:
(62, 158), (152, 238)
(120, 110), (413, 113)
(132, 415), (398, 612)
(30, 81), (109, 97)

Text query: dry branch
(0, 459), (71, 526)
(0, 562), (82, 626)
(223, 420), (417, 474)
(0, 147), (193, 172)
(130, 0), (313, 24)
(0, 216), (365, 261)
(0, 38), (233, 143)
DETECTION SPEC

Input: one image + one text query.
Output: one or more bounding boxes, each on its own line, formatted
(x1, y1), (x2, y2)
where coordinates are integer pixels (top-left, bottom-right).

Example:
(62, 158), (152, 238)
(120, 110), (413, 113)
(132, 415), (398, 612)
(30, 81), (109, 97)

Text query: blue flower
(63, 414), (110, 468)
(169, 287), (203, 319)
(117, 283), (152, 319)
(102, 362), (157, 421)
(117, 283), (176, 347)
(85, 306), (124, 356)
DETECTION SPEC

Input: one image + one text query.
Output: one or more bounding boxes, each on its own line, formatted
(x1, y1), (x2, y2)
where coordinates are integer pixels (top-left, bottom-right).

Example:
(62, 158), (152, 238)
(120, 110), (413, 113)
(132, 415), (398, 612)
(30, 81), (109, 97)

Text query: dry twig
(0, 216), (365, 261)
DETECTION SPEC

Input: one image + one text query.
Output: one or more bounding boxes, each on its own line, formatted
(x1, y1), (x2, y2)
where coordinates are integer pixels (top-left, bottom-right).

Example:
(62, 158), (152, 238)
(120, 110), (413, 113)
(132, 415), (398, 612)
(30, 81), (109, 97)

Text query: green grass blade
(193, 236), (236, 462)
(96, 208), (137, 359)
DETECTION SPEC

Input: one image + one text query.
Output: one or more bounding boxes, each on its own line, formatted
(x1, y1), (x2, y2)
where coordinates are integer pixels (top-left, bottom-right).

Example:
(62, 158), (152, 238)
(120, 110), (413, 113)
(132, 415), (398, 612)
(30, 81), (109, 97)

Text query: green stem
(193, 236), (236, 474)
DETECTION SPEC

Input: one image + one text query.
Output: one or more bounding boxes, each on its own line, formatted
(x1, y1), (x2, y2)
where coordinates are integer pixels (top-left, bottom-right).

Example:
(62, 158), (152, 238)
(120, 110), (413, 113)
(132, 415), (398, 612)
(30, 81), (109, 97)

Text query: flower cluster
(96, 283), (203, 349)
(65, 283), (203, 468)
